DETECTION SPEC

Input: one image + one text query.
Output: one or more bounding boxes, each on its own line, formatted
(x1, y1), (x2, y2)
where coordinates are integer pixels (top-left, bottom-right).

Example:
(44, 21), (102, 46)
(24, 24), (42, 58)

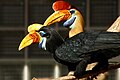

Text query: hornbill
(19, 0), (120, 77)
(42, 1), (120, 79)
(19, 25), (120, 79)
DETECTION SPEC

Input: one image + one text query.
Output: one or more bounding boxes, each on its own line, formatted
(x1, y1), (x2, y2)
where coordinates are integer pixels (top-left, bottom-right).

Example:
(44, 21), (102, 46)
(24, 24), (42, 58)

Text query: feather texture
(55, 31), (120, 63)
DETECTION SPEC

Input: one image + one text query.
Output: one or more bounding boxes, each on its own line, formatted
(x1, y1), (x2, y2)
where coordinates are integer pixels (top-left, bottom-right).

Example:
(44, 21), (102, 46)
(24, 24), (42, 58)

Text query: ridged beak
(18, 31), (42, 51)
(28, 24), (44, 32)
(44, 10), (71, 26)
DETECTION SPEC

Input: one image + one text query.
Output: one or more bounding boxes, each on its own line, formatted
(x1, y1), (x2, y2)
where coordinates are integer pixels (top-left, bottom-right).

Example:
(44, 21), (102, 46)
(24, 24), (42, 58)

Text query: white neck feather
(42, 37), (47, 50)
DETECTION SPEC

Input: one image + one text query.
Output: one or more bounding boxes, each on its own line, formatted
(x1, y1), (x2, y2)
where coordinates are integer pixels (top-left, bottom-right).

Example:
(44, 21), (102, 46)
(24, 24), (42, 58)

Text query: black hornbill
(19, 25), (120, 78)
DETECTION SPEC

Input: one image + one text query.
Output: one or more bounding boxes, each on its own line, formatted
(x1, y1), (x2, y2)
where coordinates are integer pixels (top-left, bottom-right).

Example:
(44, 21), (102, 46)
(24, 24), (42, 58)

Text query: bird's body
(42, 4), (120, 78)
(37, 27), (120, 78)
(56, 31), (120, 63)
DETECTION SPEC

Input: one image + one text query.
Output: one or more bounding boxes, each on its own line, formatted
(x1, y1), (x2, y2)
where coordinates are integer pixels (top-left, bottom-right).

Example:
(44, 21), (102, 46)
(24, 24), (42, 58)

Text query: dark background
(0, 0), (119, 80)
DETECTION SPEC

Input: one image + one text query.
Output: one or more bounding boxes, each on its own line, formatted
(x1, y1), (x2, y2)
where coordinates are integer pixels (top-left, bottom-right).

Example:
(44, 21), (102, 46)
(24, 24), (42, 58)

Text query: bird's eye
(39, 31), (46, 36)
(70, 9), (75, 14)
(39, 31), (50, 38)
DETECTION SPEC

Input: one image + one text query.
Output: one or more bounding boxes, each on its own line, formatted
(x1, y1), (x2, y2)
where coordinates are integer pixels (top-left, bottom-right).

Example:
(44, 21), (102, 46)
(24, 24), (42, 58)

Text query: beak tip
(18, 46), (22, 51)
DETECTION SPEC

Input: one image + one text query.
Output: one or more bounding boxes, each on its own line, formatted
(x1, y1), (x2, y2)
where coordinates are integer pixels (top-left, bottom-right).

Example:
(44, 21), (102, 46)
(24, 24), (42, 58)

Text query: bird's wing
(55, 31), (120, 63)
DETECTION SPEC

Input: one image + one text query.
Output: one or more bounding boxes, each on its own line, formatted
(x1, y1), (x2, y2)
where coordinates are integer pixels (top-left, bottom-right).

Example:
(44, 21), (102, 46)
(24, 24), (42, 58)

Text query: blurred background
(0, 0), (120, 80)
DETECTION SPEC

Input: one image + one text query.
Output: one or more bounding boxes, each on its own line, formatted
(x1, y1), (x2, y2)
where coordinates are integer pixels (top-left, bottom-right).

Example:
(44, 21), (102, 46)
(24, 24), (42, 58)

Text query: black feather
(39, 28), (120, 78)
(55, 31), (120, 63)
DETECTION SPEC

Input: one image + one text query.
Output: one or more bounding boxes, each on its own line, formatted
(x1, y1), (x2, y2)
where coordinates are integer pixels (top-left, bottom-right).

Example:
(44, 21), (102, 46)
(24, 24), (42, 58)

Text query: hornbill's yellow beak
(19, 24), (43, 51)
(44, 10), (71, 26)
(18, 31), (42, 51)
(28, 24), (44, 32)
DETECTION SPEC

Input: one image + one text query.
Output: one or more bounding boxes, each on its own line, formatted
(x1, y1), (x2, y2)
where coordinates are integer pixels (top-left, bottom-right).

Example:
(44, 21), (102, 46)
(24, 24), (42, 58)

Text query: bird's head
(19, 24), (64, 52)
(18, 24), (44, 51)
(63, 9), (83, 29)
(44, 9), (84, 37)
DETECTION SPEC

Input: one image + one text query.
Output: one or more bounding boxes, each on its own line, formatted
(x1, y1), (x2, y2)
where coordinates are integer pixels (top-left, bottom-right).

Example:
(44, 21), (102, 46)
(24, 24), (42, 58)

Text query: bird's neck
(69, 13), (84, 38)
(46, 31), (64, 53)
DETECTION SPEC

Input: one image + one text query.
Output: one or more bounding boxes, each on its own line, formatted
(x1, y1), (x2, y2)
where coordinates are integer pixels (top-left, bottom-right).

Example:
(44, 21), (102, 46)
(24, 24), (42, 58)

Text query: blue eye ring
(39, 31), (46, 36)
(39, 31), (50, 38)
